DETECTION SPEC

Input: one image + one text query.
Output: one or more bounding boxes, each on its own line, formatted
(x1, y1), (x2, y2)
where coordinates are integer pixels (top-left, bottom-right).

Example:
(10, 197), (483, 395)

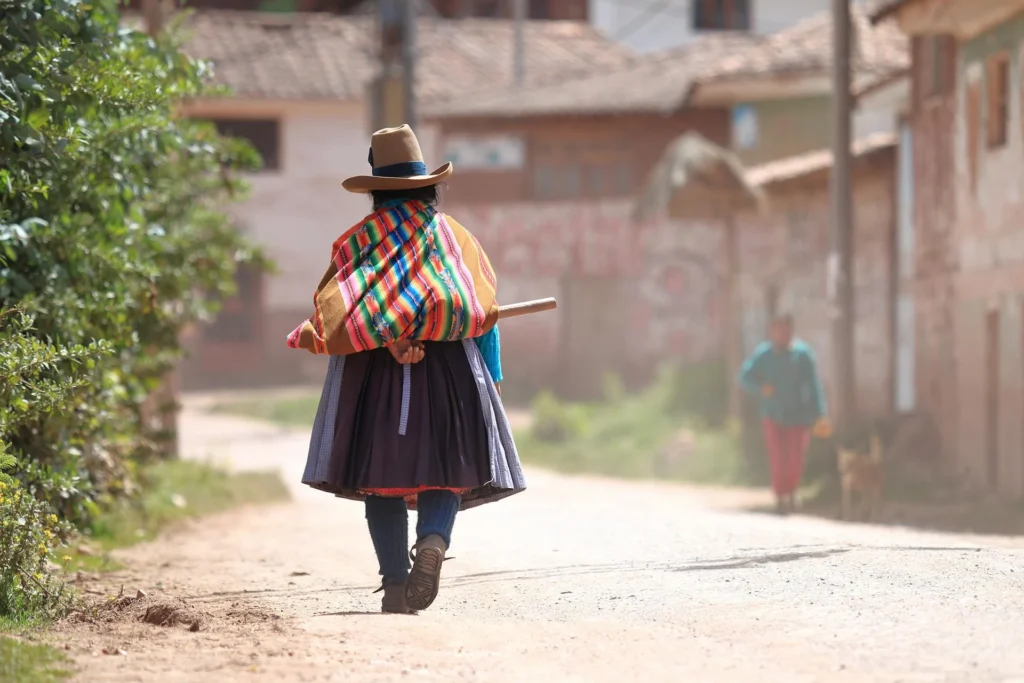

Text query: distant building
(159, 10), (631, 390)
(420, 6), (907, 397)
(590, 0), (873, 53)
(872, 0), (1024, 498)
(684, 5), (908, 164)
(124, 0), (584, 19)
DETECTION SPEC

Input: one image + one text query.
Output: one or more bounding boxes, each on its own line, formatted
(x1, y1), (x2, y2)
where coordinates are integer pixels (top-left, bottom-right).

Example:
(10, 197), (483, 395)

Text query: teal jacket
(473, 325), (503, 383)
(738, 339), (826, 427)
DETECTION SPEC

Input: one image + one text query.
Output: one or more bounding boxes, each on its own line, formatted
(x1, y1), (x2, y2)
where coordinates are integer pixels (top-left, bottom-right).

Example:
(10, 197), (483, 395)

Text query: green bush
(0, 464), (74, 620)
(666, 358), (730, 427)
(0, 1), (261, 619)
(519, 364), (763, 487)
(530, 390), (587, 443)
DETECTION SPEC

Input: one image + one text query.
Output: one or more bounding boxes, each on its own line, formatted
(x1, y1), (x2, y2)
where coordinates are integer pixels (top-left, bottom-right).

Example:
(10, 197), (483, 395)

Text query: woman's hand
(387, 340), (425, 365)
(812, 416), (833, 439)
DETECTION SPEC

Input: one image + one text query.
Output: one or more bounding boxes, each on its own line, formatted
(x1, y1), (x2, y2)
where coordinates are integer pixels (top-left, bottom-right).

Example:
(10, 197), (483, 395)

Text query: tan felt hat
(342, 124), (453, 193)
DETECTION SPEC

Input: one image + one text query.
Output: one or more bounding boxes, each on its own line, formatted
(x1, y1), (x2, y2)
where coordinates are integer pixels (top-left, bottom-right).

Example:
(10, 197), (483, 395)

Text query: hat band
(372, 160), (428, 178)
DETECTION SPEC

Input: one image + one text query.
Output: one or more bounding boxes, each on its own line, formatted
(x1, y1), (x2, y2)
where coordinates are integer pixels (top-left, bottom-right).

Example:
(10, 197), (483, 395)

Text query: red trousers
(762, 419), (810, 497)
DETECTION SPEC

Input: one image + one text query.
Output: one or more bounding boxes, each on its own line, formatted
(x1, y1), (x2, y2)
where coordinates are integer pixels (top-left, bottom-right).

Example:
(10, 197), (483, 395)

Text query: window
(693, 0), (750, 31)
(472, 0), (501, 17)
(967, 77), (981, 192)
(529, 0), (548, 19)
(919, 35), (955, 98)
(986, 53), (1010, 149)
(587, 165), (609, 195)
(562, 164), (582, 198)
(531, 139), (635, 200)
(211, 118), (282, 171)
(533, 165), (557, 199)
(614, 165), (634, 195)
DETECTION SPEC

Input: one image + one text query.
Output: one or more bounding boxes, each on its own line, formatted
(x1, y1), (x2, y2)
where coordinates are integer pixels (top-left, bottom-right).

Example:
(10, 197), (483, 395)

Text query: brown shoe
(377, 582), (412, 614)
(405, 534), (447, 611)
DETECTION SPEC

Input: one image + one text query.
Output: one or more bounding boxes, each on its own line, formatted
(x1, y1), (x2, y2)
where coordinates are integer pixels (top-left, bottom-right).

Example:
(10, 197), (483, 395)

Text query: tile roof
(745, 132), (897, 188)
(690, 4), (908, 88)
(176, 11), (634, 102)
(180, 11), (373, 100)
(422, 4), (909, 120)
(422, 33), (766, 119)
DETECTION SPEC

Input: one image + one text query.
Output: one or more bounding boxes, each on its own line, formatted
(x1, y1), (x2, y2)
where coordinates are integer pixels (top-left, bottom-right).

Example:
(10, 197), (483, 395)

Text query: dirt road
(60, 402), (1024, 683)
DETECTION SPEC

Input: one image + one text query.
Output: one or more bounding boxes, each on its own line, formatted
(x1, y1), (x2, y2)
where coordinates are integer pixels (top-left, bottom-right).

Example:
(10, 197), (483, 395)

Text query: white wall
(230, 109), (442, 313)
(753, 0), (832, 34)
(590, 0), (862, 53)
(854, 76), (909, 139)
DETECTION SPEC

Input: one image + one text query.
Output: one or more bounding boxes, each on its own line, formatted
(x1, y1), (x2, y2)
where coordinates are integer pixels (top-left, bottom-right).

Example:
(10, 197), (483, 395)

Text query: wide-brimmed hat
(342, 124), (453, 193)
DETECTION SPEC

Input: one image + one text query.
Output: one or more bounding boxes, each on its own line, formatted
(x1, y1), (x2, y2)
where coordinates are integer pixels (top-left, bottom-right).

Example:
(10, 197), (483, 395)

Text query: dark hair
(771, 313), (794, 327)
(370, 184), (440, 211)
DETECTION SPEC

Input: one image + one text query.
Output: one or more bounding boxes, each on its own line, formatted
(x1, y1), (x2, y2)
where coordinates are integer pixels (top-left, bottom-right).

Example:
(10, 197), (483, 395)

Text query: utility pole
(372, 0), (417, 131)
(142, 0), (165, 36)
(830, 0), (856, 426)
(513, 0), (526, 85)
(403, 0), (418, 128)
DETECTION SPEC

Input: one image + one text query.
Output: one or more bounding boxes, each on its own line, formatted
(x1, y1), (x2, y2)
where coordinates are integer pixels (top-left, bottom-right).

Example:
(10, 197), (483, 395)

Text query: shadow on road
(184, 544), (987, 607)
(745, 500), (1024, 537)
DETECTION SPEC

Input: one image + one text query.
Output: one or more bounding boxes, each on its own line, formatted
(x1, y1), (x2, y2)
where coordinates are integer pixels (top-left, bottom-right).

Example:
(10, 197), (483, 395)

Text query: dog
(837, 433), (883, 521)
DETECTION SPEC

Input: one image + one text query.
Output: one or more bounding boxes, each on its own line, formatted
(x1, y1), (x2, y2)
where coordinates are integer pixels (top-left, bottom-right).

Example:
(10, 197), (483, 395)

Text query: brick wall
(448, 200), (725, 396)
(949, 16), (1024, 495)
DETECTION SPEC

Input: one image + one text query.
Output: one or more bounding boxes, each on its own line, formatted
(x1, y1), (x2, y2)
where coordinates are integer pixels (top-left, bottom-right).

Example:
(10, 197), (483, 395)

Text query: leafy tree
(0, 0), (262, 616)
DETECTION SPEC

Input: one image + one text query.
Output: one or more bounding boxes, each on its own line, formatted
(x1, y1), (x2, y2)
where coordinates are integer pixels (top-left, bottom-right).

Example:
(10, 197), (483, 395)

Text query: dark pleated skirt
(301, 339), (526, 511)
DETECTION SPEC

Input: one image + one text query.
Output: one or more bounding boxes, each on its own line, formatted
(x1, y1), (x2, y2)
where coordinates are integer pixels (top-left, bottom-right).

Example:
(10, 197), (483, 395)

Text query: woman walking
(738, 313), (831, 514)
(287, 125), (526, 614)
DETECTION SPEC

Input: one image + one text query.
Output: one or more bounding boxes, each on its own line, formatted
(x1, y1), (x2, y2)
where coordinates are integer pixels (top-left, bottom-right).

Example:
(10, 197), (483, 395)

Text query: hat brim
(341, 162), (453, 194)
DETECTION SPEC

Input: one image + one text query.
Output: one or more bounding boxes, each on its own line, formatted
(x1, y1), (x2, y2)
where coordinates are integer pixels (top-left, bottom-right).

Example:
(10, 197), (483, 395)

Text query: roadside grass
(210, 392), (320, 429)
(208, 364), (761, 488)
(516, 368), (765, 488)
(0, 455), (290, 683)
(66, 460), (290, 573)
(0, 636), (70, 683)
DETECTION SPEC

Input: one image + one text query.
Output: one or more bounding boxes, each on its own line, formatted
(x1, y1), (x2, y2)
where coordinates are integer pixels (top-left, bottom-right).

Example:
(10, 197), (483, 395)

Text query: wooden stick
(497, 298), (557, 319)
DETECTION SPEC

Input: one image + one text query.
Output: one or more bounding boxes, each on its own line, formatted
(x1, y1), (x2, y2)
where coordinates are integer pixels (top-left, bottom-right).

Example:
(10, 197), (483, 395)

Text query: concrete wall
(590, 0), (840, 53)
(734, 86), (903, 167)
(948, 15), (1024, 496)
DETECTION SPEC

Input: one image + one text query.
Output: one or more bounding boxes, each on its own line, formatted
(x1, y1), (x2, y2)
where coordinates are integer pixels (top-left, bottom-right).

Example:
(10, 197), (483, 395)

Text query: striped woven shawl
(286, 200), (499, 355)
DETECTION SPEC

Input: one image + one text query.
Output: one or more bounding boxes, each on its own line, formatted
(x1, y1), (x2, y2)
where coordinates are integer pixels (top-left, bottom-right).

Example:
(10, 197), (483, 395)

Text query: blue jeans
(364, 490), (460, 585)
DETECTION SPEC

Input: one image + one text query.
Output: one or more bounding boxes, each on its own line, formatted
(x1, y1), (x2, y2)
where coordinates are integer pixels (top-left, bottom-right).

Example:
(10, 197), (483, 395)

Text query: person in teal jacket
(738, 314), (831, 514)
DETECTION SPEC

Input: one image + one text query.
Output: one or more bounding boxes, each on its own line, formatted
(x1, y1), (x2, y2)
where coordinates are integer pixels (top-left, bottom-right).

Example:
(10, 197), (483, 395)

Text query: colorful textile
(287, 200), (499, 355)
